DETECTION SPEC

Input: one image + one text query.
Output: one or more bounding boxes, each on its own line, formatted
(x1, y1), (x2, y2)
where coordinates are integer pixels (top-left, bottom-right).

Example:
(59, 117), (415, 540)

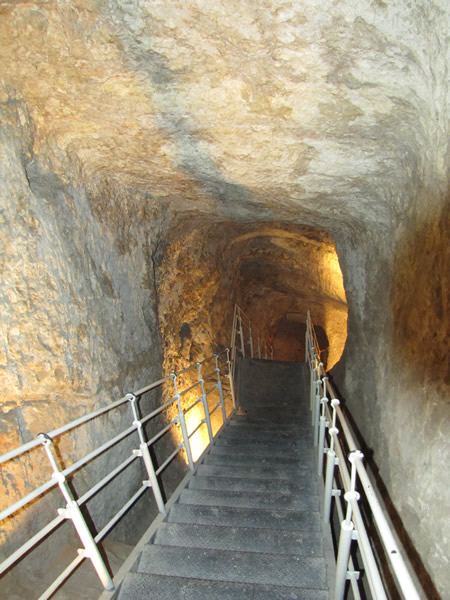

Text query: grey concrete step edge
(167, 503), (322, 532)
(153, 521), (324, 556)
(137, 544), (328, 589)
(96, 415), (230, 600)
(208, 445), (314, 459)
(203, 454), (313, 467)
(117, 572), (330, 600)
(178, 488), (319, 511)
(196, 463), (314, 481)
(214, 438), (313, 448)
(188, 474), (317, 494)
(230, 418), (310, 425)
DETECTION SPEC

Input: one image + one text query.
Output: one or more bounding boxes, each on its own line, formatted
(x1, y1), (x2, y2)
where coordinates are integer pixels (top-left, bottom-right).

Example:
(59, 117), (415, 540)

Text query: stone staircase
(117, 359), (331, 599)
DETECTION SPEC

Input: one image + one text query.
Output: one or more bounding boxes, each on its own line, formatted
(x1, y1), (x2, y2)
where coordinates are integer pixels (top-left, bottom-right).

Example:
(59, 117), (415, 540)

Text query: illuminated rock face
(0, 0), (448, 596)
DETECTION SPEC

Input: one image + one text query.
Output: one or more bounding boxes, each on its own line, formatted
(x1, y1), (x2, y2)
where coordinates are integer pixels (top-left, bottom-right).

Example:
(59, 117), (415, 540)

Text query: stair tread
(154, 522), (323, 556)
(219, 427), (310, 443)
(167, 503), (321, 531)
(179, 488), (318, 510)
(209, 444), (312, 459)
(227, 420), (302, 429)
(204, 453), (313, 468)
(189, 474), (317, 494)
(119, 572), (330, 600)
(137, 544), (328, 589)
(117, 360), (331, 600)
(214, 437), (312, 448)
(196, 463), (313, 480)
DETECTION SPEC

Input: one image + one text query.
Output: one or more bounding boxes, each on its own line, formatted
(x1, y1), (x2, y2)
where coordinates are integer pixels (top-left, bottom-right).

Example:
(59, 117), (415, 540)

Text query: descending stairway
(117, 359), (331, 599)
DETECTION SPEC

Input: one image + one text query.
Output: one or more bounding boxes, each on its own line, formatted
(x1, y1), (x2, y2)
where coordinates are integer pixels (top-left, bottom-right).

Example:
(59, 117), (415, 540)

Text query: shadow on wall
(391, 202), (449, 387)
(273, 317), (329, 366)
(110, 7), (320, 225)
(387, 199), (449, 599)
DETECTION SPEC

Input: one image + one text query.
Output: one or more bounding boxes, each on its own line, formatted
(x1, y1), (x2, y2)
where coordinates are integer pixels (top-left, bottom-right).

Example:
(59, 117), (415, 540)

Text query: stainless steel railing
(230, 304), (273, 381)
(306, 311), (421, 600)
(0, 350), (234, 600)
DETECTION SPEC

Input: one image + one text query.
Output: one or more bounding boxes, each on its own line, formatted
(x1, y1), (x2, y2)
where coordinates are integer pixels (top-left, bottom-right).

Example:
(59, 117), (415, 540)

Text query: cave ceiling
(1, 0), (446, 237)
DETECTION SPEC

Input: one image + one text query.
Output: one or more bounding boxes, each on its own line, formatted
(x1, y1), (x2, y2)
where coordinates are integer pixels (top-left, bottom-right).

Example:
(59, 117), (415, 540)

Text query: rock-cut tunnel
(0, 1), (448, 598)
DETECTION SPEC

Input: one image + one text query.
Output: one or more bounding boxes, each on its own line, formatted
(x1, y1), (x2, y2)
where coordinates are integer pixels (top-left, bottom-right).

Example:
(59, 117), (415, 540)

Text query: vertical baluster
(37, 434), (114, 591)
(226, 348), (237, 411)
(172, 374), (195, 471)
(126, 393), (166, 515)
(198, 362), (213, 444)
(317, 377), (328, 476)
(323, 399), (340, 524)
(215, 354), (227, 424)
(334, 451), (363, 600)
(239, 311), (245, 358)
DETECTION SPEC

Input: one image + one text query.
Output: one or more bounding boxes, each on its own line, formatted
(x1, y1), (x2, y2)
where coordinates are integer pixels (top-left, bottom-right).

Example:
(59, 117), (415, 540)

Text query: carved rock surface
(0, 0), (448, 597)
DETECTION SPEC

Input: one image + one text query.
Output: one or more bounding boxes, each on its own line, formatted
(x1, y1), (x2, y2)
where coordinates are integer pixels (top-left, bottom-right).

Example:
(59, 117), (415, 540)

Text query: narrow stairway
(117, 359), (331, 599)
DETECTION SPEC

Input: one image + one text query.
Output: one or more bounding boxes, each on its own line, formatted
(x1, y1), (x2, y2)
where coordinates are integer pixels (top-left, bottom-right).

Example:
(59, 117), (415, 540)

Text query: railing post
(335, 452), (362, 600)
(249, 324), (254, 358)
(226, 348), (237, 411)
(172, 374), (195, 471)
(197, 363), (214, 444)
(335, 516), (355, 600)
(215, 355), (227, 424)
(313, 369), (323, 446)
(257, 333), (261, 359)
(238, 311), (245, 358)
(310, 356), (318, 416)
(324, 397), (341, 523)
(37, 434), (114, 592)
(323, 443), (338, 524)
(305, 311), (310, 364)
(126, 394), (166, 515)
(317, 391), (328, 476)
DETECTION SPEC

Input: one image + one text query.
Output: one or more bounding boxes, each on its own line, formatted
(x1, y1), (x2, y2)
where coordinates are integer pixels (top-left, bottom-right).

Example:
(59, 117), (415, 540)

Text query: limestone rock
(0, 0), (448, 597)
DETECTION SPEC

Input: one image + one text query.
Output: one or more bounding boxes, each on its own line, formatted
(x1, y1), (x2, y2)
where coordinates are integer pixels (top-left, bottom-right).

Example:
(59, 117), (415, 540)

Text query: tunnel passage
(1, 0), (447, 596)
(157, 220), (348, 374)
(272, 315), (329, 365)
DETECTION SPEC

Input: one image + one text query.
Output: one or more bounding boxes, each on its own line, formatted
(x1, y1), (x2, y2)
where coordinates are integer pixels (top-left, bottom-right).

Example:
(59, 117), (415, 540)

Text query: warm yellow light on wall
(317, 247), (348, 369)
(184, 400), (210, 463)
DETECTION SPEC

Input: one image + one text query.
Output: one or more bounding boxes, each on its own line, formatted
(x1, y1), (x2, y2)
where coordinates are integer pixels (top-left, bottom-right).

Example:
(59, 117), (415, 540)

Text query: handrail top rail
(0, 339), (235, 598)
(306, 311), (421, 600)
(0, 348), (229, 467)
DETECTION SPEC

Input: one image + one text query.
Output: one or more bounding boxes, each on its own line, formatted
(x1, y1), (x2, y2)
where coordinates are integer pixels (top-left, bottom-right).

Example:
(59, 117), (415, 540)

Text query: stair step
(154, 522), (323, 556)
(197, 463), (311, 481)
(179, 488), (318, 511)
(167, 503), (321, 531)
(209, 444), (312, 460)
(204, 453), (312, 468)
(214, 437), (312, 450)
(220, 429), (310, 442)
(234, 413), (309, 425)
(189, 475), (317, 494)
(118, 572), (330, 600)
(227, 420), (305, 432)
(137, 545), (327, 589)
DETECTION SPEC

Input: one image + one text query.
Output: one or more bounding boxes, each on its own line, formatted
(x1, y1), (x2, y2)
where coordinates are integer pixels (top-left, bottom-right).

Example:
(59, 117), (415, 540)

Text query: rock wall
(157, 220), (347, 374)
(332, 166), (449, 600)
(0, 0), (448, 597)
(0, 101), (175, 586)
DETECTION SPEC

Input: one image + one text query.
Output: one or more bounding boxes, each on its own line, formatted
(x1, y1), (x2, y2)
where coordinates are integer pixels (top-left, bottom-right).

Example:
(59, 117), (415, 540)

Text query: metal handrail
(306, 311), (421, 600)
(0, 350), (235, 600)
(230, 304), (274, 387)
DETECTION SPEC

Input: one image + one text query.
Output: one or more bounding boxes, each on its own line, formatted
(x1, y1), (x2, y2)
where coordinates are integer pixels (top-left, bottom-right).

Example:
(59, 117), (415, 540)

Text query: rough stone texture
(157, 221), (347, 372)
(0, 99), (174, 594)
(0, 0), (448, 597)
